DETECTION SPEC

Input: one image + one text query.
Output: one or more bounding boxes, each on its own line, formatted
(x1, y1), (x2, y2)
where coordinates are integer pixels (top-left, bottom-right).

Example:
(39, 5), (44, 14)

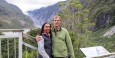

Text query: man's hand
(36, 35), (42, 42)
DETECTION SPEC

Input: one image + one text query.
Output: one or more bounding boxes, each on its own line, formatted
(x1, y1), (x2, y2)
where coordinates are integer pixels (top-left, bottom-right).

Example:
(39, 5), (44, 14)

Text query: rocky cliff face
(96, 12), (112, 28)
(94, 6), (115, 30)
(0, 0), (34, 29)
(80, 0), (115, 30)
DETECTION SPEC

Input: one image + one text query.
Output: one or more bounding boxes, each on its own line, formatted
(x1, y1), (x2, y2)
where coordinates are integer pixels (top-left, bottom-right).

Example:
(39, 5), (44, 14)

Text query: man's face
(53, 16), (61, 27)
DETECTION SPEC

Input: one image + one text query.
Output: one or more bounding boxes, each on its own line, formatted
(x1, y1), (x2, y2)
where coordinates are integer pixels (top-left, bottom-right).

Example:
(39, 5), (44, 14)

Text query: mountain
(80, 0), (115, 30)
(27, 2), (60, 27)
(0, 0), (34, 29)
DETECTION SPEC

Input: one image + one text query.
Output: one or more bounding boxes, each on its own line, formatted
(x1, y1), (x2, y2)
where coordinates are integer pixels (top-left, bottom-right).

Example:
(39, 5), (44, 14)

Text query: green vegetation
(1, 38), (18, 58)
(23, 50), (38, 58)
(75, 28), (115, 57)
(89, 28), (115, 52)
(58, 0), (94, 57)
(58, 0), (115, 57)
(22, 29), (40, 58)
(86, 0), (115, 29)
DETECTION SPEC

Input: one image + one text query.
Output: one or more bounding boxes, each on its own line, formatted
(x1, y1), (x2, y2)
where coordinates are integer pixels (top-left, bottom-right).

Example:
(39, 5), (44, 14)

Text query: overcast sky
(5, 0), (65, 14)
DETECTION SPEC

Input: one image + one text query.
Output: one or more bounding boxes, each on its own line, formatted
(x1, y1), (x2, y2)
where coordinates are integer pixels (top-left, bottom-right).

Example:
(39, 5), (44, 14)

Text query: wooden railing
(0, 29), (38, 58)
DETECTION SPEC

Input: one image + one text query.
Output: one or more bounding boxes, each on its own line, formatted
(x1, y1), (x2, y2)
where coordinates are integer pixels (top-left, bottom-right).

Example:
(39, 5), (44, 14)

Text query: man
(36, 15), (75, 58)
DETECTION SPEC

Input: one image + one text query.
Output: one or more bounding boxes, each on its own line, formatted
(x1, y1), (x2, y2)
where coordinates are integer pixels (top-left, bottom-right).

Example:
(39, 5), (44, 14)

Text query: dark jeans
(53, 57), (67, 58)
(52, 56), (70, 58)
(54, 57), (66, 58)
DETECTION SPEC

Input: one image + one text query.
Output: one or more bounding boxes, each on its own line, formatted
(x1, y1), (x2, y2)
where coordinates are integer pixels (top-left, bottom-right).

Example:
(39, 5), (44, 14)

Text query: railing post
(14, 39), (16, 58)
(18, 32), (23, 58)
(0, 38), (1, 58)
(7, 39), (9, 58)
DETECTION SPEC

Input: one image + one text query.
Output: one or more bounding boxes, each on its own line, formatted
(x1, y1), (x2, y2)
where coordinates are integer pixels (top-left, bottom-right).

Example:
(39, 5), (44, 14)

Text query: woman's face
(44, 23), (51, 34)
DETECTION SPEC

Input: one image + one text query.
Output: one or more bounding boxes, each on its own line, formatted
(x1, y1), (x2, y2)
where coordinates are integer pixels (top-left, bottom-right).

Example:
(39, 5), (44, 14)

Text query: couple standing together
(36, 15), (75, 58)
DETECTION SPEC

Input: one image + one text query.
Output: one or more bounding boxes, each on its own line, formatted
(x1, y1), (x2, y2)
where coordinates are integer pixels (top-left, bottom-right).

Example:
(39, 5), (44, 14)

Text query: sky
(5, 0), (65, 15)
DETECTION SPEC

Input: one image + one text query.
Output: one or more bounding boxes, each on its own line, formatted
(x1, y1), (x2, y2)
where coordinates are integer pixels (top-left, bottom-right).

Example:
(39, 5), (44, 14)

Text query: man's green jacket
(52, 27), (75, 58)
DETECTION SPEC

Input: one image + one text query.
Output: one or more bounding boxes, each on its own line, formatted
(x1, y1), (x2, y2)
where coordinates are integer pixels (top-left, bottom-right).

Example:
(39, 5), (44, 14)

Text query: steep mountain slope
(83, 0), (115, 30)
(28, 2), (60, 26)
(0, 0), (34, 29)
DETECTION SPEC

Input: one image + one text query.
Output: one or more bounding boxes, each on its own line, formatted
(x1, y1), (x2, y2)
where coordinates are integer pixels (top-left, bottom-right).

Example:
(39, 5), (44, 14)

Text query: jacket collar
(53, 26), (62, 32)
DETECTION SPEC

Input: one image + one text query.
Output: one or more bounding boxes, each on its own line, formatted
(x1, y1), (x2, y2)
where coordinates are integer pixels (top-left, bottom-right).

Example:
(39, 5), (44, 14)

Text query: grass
(75, 27), (115, 58)
(87, 28), (115, 52)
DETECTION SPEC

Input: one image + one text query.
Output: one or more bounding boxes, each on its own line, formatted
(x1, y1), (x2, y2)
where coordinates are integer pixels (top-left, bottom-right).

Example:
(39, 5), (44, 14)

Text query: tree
(58, 0), (94, 57)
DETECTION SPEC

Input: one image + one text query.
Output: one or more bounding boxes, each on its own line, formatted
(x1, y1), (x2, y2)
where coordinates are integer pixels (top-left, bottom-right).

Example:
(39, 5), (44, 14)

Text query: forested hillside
(57, 0), (115, 57)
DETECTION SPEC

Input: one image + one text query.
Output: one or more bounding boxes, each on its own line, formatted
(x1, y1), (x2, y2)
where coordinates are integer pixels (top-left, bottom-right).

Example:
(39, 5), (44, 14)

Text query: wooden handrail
(23, 34), (36, 42)
(0, 29), (23, 32)
(23, 42), (37, 50)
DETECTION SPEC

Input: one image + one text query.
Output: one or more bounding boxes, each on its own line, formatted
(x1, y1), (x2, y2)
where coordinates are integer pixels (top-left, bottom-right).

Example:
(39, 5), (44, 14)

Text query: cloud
(5, 0), (65, 14)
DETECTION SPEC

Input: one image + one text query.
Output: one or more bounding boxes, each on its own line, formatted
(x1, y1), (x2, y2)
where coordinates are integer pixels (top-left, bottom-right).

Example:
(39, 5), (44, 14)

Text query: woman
(37, 22), (52, 58)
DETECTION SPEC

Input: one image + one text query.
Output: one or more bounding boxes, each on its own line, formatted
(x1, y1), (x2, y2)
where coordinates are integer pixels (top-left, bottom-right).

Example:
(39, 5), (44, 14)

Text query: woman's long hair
(40, 22), (52, 38)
